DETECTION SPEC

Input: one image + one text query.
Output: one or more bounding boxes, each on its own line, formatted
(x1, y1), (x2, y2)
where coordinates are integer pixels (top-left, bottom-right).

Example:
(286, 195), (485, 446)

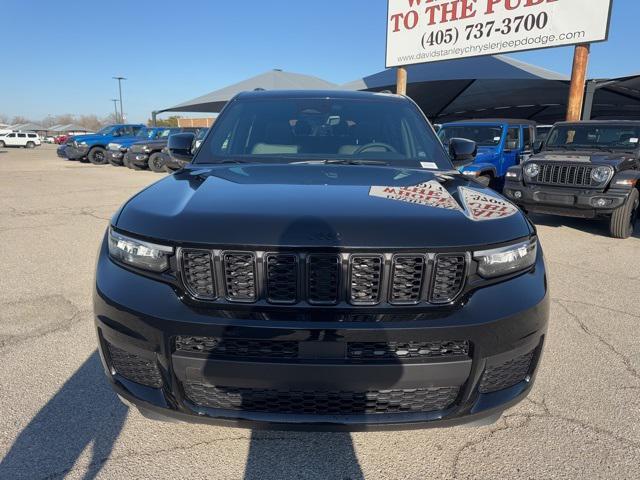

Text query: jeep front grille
(532, 163), (595, 187)
(179, 249), (467, 306)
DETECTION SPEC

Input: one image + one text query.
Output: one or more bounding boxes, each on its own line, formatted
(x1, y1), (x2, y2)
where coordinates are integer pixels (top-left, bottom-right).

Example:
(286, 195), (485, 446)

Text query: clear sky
(0, 0), (637, 123)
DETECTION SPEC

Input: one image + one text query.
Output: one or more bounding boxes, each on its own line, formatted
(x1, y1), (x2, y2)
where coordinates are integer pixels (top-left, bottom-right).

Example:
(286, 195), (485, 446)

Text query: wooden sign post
(396, 66), (407, 96)
(566, 44), (591, 121)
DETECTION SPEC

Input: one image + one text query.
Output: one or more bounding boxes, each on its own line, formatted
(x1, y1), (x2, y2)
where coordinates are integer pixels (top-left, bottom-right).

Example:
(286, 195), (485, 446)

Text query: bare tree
(11, 116), (31, 125)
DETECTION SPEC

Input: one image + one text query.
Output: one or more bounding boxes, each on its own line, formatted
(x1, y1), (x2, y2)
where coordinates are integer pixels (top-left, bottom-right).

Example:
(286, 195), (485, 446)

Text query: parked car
(54, 134), (71, 145)
(125, 127), (200, 172)
(504, 120), (640, 238)
(106, 127), (173, 167)
(162, 128), (209, 172)
(95, 90), (548, 430)
(62, 124), (144, 163)
(438, 119), (536, 189)
(0, 131), (42, 148)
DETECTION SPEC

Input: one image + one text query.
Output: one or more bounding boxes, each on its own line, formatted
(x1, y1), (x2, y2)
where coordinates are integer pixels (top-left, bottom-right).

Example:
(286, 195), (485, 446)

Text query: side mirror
(168, 133), (195, 162)
(533, 140), (544, 154)
(449, 137), (477, 169)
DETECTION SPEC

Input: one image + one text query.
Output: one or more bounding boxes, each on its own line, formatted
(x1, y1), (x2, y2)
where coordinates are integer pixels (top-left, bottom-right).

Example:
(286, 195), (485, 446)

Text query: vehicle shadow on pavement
(0, 351), (128, 480)
(528, 213), (611, 236)
(243, 431), (364, 480)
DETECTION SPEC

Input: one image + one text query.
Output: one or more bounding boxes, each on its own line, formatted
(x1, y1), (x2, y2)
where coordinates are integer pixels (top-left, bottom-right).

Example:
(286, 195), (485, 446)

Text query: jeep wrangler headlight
(108, 228), (173, 272)
(524, 163), (540, 178)
(591, 166), (612, 184)
(474, 239), (537, 278)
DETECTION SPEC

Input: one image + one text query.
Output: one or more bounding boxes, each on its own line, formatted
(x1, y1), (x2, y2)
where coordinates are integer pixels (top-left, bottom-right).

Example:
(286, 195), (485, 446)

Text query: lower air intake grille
(266, 254), (298, 303)
(350, 256), (383, 305)
(479, 351), (534, 393)
(390, 256), (425, 304)
(348, 341), (470, 361)
(307, 255), (340, 304)
(107, 342), (162, 388)
(181, 249), (216, 299)
(430, 255), (466, 303)
(184, 383), (460, 414)
(175, 336), (298, 359)
(223, 252), (256, 302)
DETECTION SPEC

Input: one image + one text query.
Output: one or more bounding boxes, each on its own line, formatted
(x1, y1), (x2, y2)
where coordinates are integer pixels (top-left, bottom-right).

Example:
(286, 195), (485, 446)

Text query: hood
(131, 138), (168, 148)
(70, 133), (103, 143)
(115, 164), (532, 248)
(532, 149), (635, 168)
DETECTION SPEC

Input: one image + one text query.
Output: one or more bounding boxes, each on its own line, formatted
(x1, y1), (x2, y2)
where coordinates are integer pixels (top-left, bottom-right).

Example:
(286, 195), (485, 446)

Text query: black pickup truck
(94, 90), (548, 430)
(504, 121), (640, 238)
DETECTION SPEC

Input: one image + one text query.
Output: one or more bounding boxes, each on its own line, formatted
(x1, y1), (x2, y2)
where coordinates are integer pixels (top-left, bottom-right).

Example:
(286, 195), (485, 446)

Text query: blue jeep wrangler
(438, 119), (536, 190)
(63, 124), (144, 164)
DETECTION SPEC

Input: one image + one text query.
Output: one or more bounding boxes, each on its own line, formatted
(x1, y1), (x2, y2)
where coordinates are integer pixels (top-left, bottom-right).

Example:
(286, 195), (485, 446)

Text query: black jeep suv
(504, 121), (640, 238)
(125, 127), (200, 172)
(94, 90), (549, 430)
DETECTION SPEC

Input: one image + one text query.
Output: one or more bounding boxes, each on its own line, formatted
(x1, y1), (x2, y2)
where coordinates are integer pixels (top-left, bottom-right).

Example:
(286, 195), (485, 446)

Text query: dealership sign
(386, 0), (613, 67)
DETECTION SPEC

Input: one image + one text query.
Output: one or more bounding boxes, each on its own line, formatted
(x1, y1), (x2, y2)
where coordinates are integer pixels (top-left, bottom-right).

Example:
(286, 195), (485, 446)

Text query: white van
(0, 131), (42, 148)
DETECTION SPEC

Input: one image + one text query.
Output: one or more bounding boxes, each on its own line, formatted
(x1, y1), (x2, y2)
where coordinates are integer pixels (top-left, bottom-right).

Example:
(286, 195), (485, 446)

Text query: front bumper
(94, 239), (549, 431)
(65, 144), (90, 160)
(107, 150), (126, 165)
(125, 151), (150, 167)
(504, 180), (628, 218)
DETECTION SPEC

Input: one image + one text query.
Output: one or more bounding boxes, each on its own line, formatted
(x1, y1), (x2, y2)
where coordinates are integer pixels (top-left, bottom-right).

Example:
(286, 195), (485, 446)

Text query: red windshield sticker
(369, 181), (462, 211)
(459, 187), (518, 221)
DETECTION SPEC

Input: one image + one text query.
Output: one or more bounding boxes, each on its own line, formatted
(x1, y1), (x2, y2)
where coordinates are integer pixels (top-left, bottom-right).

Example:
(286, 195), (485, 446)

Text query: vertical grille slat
(223, 252), (257, 302)
(180, 249), (216, 299)
(349, 256), (383, 305)
(307, 255), (341, 305)
(430, 254), (466, 304)
(390, 256), (425, 305)
(266, 254), (298, 304)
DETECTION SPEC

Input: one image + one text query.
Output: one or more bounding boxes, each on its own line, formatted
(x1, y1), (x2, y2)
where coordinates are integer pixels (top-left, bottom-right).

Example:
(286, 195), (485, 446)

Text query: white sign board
(386, 0), (613, 67)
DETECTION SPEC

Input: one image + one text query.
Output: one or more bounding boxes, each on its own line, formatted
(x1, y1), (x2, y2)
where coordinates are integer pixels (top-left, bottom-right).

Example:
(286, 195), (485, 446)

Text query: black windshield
(194, 97), (451, 169)
(546, 125), (640, 151)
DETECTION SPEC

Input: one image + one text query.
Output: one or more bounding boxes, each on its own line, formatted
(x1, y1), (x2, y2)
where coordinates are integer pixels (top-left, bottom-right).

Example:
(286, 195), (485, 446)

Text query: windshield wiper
(292, 159), (390, 166)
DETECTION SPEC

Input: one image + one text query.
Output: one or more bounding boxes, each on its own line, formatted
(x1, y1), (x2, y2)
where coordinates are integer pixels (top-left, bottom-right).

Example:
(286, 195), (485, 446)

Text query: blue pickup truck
(59, 124), (144, 164)
(438, 119), (536, 190)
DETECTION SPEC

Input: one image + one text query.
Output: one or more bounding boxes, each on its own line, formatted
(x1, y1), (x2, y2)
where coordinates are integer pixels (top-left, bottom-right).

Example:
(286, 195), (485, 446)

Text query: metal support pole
(151, 111), (157, 127)
(396, 66), (407, 96)
(113, 76), (126, 123)
(582, 81), (598, 121)
(566, 44), (590, 121)
(111, 99), (120, 123)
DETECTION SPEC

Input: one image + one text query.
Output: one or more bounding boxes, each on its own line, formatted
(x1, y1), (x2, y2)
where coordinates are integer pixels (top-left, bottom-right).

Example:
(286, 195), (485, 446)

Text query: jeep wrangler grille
(533, 163), (595, 187)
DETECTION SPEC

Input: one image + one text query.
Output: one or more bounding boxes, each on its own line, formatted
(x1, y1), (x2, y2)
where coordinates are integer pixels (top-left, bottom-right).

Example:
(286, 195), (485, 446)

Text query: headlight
(474, 239), (537, 278)
(108, 228), (173, 272)
(524, 163), (540, 178)
(591, 166), (612, 183)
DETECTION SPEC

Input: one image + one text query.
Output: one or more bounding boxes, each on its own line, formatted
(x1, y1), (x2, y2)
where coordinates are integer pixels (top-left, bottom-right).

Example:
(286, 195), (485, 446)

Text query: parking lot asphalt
(0, 144), (639, 480)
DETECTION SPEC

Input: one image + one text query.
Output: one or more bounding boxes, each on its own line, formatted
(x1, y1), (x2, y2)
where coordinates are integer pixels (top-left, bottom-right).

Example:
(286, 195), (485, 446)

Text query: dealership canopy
(342, 55), (640, 123)
(157, 69), (338, 114)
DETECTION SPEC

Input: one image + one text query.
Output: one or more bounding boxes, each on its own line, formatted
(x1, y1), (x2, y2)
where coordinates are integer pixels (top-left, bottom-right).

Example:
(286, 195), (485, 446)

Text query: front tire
(25, 141), (35, 149)
(88, 147), (108, 165)
(0, 140), (5, 147)
(148, 153), (166, 173)
(609, 188), (639, 239)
